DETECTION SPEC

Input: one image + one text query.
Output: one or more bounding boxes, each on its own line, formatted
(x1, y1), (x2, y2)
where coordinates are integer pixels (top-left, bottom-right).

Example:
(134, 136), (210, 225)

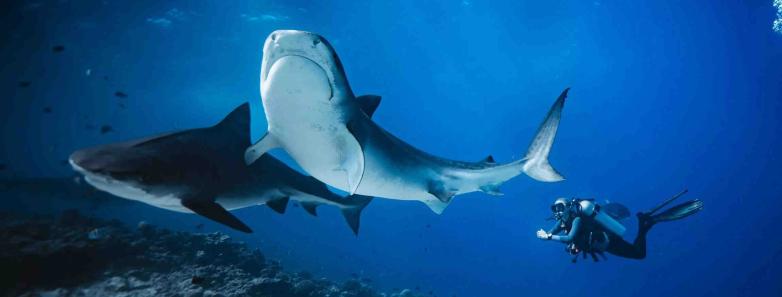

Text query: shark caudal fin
(520, 88), (568, 182)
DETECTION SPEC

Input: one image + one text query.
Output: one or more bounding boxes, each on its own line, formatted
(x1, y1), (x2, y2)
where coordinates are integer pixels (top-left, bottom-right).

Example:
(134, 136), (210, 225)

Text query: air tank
(579, 200), (627, 236)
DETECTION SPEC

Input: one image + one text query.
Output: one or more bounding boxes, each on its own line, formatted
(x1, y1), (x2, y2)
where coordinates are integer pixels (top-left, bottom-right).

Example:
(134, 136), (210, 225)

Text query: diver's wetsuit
(549, 214), (652, 259)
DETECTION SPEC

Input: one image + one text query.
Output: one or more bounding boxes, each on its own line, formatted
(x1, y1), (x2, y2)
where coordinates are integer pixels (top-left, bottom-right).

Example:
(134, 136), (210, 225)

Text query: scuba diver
(536, 189), (703, 262)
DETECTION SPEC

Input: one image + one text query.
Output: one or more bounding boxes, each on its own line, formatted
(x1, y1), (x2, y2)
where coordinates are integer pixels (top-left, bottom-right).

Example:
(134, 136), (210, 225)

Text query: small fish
(100, 125), (113, 134)
(103, 75), (109, 81)
(0, 163), (6, 171)
(88, 227), (108, 240)
(114, 91), (128, 98)
(52, 45), (65, 53)
(18, 81), (31, 87)
(195, 223), (204, 230)
(43, 107), (52, 113)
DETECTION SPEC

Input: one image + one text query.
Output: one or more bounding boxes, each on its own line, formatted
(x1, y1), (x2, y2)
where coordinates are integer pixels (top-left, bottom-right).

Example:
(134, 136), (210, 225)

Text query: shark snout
(267, 30), (324, 50)
(69, 145), (129, 176)
(69, 147), (113, 174)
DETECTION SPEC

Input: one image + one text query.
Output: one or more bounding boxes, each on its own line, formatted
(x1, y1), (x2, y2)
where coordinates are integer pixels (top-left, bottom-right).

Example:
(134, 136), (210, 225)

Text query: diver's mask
(551, 198), (571, 222)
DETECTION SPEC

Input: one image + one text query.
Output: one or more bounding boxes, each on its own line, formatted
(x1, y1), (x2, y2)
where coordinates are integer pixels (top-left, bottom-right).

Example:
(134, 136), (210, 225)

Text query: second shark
(69, 103), (372, 234)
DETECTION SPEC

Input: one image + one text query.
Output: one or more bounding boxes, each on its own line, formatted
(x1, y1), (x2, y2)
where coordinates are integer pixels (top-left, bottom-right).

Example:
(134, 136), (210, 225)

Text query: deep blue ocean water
(2, 1), (782, 296)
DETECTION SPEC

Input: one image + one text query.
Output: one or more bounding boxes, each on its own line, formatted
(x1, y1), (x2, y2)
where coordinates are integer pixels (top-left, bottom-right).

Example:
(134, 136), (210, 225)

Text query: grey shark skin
(245, 30), (568, 214)
(69, 103), (372, 234)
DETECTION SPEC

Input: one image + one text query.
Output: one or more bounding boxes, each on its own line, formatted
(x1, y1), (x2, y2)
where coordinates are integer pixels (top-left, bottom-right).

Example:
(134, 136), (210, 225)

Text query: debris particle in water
(18, 81), (31, 87)
(100, 125), (113, 134)
(114, 91), (128, 98)
(52, 45), (65, 53)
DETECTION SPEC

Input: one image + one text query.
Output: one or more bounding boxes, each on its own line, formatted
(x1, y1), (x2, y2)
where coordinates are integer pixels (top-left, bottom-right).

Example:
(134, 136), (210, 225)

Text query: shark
(69, 103), (372, 234)
(244, 30), (570, 214)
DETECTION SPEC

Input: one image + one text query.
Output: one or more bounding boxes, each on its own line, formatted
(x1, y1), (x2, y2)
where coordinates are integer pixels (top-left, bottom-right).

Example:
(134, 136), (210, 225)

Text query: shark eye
(312, 39), (321, 47)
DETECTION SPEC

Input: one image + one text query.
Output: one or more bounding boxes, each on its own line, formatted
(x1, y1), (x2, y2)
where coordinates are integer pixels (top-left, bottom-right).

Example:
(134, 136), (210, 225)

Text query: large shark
(245, 30), (568, 214)
(69, 103), (372, 234)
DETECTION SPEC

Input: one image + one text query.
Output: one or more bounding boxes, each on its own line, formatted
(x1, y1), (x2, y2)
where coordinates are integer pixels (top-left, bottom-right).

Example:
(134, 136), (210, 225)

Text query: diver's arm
(549, 217), (581, 243)
(548, 222), (563, 235)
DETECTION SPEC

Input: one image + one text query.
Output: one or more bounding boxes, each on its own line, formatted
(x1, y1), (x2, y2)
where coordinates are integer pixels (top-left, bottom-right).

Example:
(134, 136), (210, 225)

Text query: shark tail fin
(520, 88), (568, 182)
(341, 195), (373, 236)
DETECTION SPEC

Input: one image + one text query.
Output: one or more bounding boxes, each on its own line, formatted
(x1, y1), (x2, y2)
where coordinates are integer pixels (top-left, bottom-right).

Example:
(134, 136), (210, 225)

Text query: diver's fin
(356, 95), (382, 118)
(521, 88), (568, 182)
(181, 197), (252, 233)
(479, 183), (503, 196)
(479, 155), (496, 164)
(266, 196), (290, 214)
(648, 189), (689, 215)
(651, 199), (703, 223)
(301, 202), (319, 217)
(341, 122), (366, 195)
(427, 181), (456, 203)
(422, 199), (450, 215)
(244, 132), (280, 165)
(341, 195), (373, 236)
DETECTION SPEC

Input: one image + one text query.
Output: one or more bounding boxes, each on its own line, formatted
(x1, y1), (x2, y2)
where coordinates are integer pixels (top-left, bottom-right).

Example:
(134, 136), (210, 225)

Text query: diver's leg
(606, 213), (653, 259)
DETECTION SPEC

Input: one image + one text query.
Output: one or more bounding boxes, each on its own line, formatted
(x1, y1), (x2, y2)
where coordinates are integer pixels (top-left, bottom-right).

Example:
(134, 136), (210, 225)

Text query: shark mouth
(262, 54), (334, 102)
(69, 158), (159, 205)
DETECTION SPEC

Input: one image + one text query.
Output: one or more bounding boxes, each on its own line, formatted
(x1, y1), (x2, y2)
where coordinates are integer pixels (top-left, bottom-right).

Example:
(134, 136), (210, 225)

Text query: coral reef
(0, 211), (423, 297)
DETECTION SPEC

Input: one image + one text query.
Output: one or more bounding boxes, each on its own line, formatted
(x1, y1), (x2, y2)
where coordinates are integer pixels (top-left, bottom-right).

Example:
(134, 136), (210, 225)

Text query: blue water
(2, 1), (782, 296)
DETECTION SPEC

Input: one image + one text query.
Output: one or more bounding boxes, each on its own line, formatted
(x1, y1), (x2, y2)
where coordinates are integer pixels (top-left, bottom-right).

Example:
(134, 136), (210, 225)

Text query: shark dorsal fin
(356, 95), (381, 118)
(215, 103), (250, 138)
(480, 155), (496, 164)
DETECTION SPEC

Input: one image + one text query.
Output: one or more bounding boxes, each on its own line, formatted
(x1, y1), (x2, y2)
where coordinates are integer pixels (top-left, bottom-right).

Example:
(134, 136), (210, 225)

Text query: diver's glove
(536, 229), (551, 240)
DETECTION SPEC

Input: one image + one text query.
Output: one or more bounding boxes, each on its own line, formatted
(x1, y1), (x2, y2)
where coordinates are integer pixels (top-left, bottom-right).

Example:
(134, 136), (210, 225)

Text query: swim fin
(650, 199), (704, 223)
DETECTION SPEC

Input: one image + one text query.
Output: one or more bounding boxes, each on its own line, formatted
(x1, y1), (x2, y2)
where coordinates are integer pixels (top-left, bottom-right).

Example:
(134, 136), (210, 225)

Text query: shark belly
(276, 114), (438, 201)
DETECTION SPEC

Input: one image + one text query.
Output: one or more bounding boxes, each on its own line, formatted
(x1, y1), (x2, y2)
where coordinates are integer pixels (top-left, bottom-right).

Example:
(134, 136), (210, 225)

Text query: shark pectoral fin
(300, 202), (319, 216)
(340, 123), (366, 195)
(181, 197), (252, 233)
(356, 95), (382, 118)
(266, 196), (290, 214)
(341, 195), (373, 236)
(427, 181), (456, 203)
(521, 87), (569, 182)
(244, 132), (279, 165)
(422, 199), (450, 215)
(479, 183), (504, 196)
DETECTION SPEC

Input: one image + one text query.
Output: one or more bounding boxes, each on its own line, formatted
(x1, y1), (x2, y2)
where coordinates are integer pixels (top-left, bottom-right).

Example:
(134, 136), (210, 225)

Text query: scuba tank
(577, 199), (626, 236)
